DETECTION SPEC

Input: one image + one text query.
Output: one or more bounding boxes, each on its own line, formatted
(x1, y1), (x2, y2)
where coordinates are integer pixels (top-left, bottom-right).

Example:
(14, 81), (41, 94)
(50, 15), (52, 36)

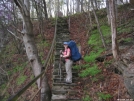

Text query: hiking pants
(65, 59), (73, 83)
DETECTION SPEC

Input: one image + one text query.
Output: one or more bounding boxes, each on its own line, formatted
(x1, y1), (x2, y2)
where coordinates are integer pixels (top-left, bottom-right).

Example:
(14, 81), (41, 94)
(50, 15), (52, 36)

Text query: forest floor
(67, 12), (134, 100)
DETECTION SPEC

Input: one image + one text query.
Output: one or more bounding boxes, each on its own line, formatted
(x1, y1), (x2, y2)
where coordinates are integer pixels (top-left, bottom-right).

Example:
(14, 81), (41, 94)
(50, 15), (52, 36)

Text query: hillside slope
(0, 4), (134, 101)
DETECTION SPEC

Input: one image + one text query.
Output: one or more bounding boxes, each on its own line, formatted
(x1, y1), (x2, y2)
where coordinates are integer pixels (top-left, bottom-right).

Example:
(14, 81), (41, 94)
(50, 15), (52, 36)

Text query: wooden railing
(8, 16), (58, 101)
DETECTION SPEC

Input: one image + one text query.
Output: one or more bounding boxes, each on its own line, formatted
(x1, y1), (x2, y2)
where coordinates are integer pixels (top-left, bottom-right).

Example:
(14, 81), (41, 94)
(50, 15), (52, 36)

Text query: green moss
(84, 49), (104, 62)
(97, 92), (112, 100)
(73, 65), (81, 70)
(0, 94), (9, 101)
(73, 64), (91, 70)
(0, 83), (6, 92)
(16, 75), (27, 86)
(84, 53), (97, 62)
(119, 37), (133, 43)
(88, 32), (100, 46)
(117, 19), (134, 34)
(79, 64), (101, 77)
(100, 25), (110, 37)
(7, 62), (27, 75)
(104, 60), (113, 67)
(117, 27), (133, 34)
(88, 25), (110, 46)
(30, 75), (34, 80)
(82, 95), (92, 101)
(124, 38), (133, 42)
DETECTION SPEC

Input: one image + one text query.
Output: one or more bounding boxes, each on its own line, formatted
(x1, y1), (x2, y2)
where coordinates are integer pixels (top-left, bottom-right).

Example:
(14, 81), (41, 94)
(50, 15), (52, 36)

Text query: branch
(14, 0), (21, 8)
(11, 25), (22, 34)
(0, 66), (8, 76)
(7, 29), (22, 40)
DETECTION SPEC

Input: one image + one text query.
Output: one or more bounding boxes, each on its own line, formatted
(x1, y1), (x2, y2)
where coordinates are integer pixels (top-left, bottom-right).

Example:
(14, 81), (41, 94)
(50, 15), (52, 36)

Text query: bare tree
(66, 0), (69, 16)
(106, 0), (111, 25)
(81, 0), (84, 12)
(33, 0), (45, 40)
(93, 0), (98, 10)
(72, 0), (75, 14)
(42, 0), (48, 19)
(13, 0), (51, 101)
(91, 0), (106, 48)
(76, 0), (80, 13)
(69, 0), (72, 14)
(47, 0), (52, 17)
(109, 0), (119, 60)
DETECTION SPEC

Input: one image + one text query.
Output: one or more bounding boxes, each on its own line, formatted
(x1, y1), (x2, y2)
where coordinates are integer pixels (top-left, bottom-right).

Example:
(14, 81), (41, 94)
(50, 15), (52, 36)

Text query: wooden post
(78, 46), (81, 65)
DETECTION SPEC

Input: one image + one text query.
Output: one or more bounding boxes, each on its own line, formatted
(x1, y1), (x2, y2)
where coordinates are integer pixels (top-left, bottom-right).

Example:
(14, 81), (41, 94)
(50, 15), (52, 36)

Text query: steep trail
(51, 17), (81, 101)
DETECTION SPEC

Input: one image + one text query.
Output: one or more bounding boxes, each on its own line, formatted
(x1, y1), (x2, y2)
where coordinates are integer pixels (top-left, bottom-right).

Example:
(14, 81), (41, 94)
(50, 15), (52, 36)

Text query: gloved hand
(60, 50), (63, 53)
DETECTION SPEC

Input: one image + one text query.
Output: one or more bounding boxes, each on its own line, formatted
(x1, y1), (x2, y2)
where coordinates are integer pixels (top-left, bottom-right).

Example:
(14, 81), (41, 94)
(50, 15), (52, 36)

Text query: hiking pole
(59, 56), (62, 82)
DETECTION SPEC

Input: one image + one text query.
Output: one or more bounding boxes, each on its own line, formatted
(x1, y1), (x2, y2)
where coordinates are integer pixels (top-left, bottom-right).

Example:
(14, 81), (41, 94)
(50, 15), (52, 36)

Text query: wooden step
(51, 99), (81, 101)
(57, 30), (70, 34)
(53, 74), (78, 78)
(56, 37), (70, 42)
(56, 32), (70, 35)
(52, 85), (75, 90)
(52, 90), (79, 95)
(52, 94), (66, 100)
(53, 78), (78, 83)
(52, 95), (81, 101)
(53, 82), (77, 86)
(51, 94), (82, 101)
(57, 23), (68, 26)
(53, 68), (78, 73)
(53, 71), (78, 76)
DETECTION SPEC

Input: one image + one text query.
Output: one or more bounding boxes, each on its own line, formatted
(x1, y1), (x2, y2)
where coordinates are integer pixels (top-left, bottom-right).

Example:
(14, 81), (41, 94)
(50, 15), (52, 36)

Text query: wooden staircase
(51, 17), (81, 101)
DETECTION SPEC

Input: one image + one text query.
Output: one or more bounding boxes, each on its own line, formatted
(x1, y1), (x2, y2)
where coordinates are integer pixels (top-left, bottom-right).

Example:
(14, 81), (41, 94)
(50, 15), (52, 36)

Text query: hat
(63, 42), (68, 45)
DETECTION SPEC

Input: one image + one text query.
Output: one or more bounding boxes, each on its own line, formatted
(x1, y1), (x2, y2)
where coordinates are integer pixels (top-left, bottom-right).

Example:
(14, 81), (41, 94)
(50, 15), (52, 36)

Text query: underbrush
(74, 15), (134, 100)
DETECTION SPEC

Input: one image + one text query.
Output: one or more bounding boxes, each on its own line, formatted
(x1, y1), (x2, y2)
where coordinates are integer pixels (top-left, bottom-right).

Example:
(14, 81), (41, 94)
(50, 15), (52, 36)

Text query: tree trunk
(48, 0), (52, 18)
(42, 0), (48, 19)
(73, 0), (75, 14)
(91, 0), (106, 49)
(58, 0), (60, 15)
(34, 0), (45, 40)
(87, 0), (90, 11)
(66, 0), (69, 16)
(70, 0), (72, 14)
(106, 0), (111, 25)
(81, 0), (84, 12)
(76, 0), (80, 13)
(13, 0), (51, 101)
(109, 0), (119, 60)
(94, 0), (98, 10)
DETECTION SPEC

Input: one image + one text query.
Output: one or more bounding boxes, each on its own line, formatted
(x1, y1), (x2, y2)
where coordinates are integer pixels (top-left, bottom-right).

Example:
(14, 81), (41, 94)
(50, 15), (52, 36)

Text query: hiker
(60, 42), (73, 84)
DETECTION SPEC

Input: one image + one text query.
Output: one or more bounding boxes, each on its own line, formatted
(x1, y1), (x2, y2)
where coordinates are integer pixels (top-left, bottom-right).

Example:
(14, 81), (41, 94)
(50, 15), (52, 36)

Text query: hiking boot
(65, 81), (72, 84)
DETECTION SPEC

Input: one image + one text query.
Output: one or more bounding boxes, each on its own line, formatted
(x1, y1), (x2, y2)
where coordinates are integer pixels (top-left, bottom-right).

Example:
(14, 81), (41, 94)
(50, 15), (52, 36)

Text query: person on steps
(60, 42), (73, 84)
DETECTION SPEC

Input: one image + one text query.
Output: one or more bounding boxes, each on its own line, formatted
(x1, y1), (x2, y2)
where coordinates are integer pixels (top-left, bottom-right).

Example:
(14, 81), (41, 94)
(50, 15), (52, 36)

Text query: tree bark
(81, 0), (84, 12)
(42, 0), (48, 19)
(91, 0), (106, 49)
(76, 0), (80, 13)
(48, 0), (52, 18)
(13, 0), (51, 101)
(34, 0), (45, 40)
(66, 0), (69, 16)
(94, 0), (98, 10)
(106, 0), (111, 25)
(109, 0), (119, 60)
